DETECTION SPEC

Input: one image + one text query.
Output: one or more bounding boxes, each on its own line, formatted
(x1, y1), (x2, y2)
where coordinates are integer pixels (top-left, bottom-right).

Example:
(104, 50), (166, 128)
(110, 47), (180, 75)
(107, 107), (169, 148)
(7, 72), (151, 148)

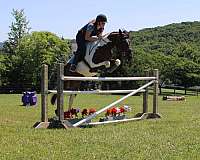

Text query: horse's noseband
(117, 39), (131, 56)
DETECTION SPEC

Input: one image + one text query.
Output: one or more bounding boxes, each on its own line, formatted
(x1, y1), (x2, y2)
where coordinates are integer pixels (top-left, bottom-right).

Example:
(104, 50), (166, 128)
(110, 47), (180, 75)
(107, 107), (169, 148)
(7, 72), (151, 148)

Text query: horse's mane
(96, 30), (129, 53)
(109, 29), (129, 37)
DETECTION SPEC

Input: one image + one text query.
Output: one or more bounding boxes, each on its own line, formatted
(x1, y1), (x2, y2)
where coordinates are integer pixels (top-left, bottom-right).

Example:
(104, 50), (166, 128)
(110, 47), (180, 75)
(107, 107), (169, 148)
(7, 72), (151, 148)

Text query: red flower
(88, 108), (96, 115)
(64, 111), (71, 119)
(111, 107), (117, 116)
(81, 109), (88, 117)
(120, 107), (125, 113)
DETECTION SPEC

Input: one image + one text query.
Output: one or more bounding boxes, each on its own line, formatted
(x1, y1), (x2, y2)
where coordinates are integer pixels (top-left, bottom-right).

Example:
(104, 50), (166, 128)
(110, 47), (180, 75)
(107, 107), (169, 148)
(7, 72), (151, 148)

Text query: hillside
(127, 21), (200, 87)
(130, 21), (200, 63)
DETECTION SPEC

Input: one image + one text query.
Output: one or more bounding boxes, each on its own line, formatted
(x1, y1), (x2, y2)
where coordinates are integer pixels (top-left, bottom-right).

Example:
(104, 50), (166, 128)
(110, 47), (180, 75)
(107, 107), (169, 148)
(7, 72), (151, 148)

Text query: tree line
(0, 9), (71, 92)
(129, 22), (200, 89)
(0, 9), (200, 93)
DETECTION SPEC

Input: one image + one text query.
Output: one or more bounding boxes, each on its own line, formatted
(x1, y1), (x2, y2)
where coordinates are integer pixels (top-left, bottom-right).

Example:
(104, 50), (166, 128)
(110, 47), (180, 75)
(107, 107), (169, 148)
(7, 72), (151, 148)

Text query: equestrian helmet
(96, 14), (107, 22)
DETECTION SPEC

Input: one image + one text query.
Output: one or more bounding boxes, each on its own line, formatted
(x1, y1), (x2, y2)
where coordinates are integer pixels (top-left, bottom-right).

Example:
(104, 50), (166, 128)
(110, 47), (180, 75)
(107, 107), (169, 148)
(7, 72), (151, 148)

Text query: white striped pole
(88, 113), (148, 126)
(73, 80), (155, 127)
(48, 89), (146, 94)
(64, 76), (156, 81)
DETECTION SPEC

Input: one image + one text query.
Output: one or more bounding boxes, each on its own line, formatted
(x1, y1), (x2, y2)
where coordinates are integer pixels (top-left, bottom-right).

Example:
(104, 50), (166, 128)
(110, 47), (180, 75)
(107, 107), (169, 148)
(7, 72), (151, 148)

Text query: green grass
(0, 94), (200, 160)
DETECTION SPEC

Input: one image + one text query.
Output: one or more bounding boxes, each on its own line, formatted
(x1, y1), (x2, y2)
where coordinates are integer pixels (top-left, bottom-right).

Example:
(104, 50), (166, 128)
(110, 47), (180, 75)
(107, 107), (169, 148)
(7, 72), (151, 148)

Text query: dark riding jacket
(77, 22), (103, 42)
(73, 22), (103, 65)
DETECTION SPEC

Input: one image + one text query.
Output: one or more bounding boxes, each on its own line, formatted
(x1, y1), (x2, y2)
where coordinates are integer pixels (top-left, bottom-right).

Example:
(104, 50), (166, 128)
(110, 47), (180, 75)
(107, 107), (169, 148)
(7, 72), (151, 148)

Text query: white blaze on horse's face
(126, 39), (130, 46)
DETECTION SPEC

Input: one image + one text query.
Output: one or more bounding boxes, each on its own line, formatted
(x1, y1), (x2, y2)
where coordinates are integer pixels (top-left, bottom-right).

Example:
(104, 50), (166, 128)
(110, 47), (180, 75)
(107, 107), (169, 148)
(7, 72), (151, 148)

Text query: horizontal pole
(63, 76), (156, 81)
(73, 80), (155, 127)
(87, 113), (148, 126)
(49, 89), (146, 94)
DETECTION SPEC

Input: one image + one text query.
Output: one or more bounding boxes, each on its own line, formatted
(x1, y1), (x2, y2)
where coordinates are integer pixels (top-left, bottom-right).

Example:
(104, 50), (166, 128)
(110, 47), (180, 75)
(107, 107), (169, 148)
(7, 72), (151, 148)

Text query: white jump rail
(87, 113), (148, 126)
(73, 80), (155, 127)
(34, 63), (161, 129)
(48, 89), (146, 94)
(63, 76), (156, 81)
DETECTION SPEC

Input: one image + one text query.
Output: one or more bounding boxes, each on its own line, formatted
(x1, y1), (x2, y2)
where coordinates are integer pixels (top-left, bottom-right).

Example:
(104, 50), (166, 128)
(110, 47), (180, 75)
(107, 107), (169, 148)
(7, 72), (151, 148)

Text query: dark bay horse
(51, 29), (132, 111)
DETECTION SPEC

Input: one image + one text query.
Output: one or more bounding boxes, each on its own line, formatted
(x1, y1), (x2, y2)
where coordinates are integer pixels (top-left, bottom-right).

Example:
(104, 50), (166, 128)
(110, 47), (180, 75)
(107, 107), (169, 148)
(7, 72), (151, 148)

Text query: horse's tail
(51, 94), (57, 105)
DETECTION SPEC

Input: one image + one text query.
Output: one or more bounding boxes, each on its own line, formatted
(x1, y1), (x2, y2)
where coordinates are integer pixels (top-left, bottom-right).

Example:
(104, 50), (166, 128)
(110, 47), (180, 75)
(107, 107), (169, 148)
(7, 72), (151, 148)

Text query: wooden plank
(41, 64), (48, 122)
(57, 63), (64, 121)
(143, 70), (149, 113)
(153, 69), (159, 114)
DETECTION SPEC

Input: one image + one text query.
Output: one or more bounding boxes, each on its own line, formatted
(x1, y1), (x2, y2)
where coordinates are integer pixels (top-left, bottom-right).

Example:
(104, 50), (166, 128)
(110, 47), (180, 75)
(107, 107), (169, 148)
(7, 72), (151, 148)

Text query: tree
(128, 21), (200, 90)
(0, 53), (7, 86)
(6, 31), (71, 91)
(4, 9), (31, 55)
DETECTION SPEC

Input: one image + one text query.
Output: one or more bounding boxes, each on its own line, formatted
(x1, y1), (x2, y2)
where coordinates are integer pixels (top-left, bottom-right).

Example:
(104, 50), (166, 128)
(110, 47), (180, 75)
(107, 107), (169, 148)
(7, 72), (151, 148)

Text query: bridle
(115, 35), (131, 57)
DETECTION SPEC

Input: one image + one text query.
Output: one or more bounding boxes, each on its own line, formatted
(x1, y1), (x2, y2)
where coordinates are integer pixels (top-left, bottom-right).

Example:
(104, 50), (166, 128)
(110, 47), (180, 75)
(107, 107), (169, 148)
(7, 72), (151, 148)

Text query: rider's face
(97, 21), (106, 29)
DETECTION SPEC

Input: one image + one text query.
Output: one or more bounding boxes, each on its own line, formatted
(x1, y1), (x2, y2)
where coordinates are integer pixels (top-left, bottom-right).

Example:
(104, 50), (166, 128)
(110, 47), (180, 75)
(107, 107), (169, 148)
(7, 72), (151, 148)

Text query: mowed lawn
(0, 94), (200, 160)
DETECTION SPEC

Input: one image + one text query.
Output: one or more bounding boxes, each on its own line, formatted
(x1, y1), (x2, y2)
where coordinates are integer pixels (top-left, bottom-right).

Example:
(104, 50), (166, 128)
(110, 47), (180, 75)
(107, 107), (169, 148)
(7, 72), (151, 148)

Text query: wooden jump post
(34, 64), (49, 128)
(34, 63), (161, 129)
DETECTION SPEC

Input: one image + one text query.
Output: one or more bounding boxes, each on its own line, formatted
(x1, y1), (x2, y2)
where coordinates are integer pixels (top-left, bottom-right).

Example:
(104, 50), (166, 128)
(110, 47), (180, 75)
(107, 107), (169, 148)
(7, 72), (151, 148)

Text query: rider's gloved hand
(98, 35), (103, 40)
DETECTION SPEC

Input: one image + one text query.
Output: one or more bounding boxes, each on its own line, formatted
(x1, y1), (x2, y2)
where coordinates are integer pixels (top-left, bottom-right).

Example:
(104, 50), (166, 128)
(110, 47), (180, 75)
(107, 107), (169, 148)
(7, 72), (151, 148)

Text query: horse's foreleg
(68, 94), (76, 111)
(51, 94), (57, 105)
(107, 59), (121, 73)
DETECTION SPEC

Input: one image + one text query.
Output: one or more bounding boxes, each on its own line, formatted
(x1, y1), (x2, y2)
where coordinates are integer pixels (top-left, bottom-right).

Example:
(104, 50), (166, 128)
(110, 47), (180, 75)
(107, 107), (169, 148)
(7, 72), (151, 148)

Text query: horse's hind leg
(68, 94), (76, 111)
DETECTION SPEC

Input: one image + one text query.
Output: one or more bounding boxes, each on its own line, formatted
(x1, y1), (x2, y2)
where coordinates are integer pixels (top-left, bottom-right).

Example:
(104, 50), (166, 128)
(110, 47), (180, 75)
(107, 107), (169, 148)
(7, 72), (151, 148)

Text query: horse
(51, 29), (132, 112)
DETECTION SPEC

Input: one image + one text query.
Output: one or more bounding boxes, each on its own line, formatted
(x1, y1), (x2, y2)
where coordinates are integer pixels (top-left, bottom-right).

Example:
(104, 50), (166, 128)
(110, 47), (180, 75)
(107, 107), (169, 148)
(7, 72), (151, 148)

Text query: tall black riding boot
(69, 51), (83, 72)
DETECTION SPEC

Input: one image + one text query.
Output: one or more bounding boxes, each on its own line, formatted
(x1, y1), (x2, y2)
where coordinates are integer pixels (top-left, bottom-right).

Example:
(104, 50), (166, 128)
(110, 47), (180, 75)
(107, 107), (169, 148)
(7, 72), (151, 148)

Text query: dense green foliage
(130, 21), (200, 87)
(0, 53), (6, 86)
(0, 94), (200, 159)
(1, 32), (71, 91)
(0, 9), (71, 92)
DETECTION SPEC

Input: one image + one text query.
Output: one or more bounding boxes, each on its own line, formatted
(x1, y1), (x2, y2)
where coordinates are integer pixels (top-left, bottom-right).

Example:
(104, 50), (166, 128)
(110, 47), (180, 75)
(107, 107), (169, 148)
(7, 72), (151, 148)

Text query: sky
(0, 0), (200, 42)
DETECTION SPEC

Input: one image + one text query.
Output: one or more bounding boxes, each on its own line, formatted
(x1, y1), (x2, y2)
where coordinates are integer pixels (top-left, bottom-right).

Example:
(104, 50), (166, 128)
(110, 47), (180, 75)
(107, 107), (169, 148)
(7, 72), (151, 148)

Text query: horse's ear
(119, 29), (122, 34)
(123, 30), (130, 37)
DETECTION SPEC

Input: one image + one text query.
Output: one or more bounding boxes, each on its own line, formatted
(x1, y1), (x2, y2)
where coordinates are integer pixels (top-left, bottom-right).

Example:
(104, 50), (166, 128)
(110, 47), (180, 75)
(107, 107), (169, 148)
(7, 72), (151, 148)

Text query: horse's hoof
(115, 59), (121, 66)
(104, 61), (110, 68)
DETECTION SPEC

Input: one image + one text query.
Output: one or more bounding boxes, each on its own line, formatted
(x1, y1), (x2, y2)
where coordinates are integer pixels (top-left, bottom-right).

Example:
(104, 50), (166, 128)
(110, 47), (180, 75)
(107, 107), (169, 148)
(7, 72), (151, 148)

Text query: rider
(69, 14), (108, 72)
